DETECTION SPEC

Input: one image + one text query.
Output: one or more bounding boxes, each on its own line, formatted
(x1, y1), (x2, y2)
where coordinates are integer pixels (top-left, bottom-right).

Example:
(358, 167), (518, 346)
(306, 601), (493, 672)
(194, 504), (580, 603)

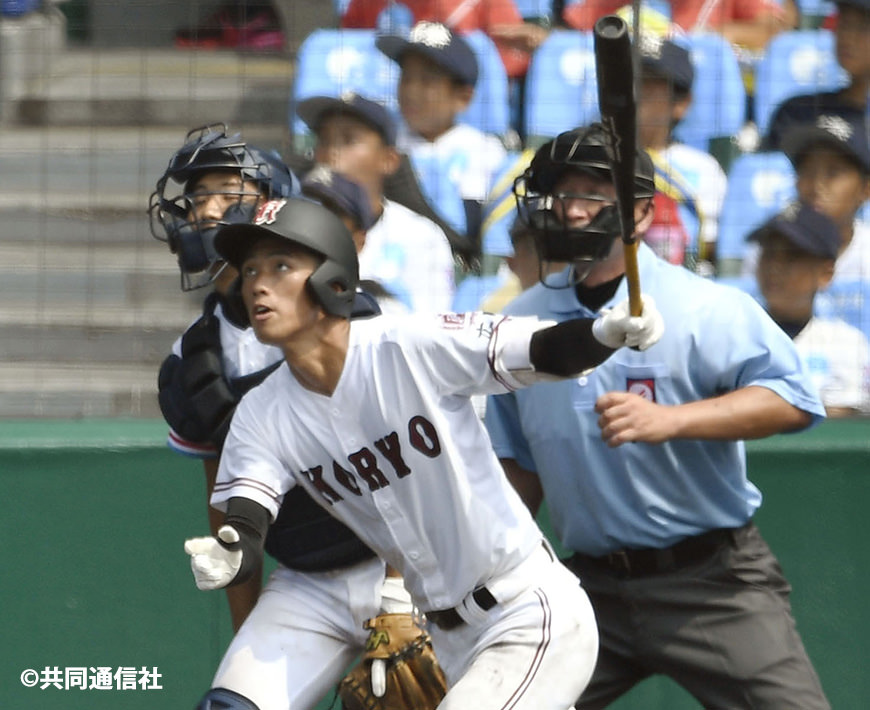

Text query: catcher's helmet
(150, 123), (299, 291)
(514, 124), (655, 272)
(215, 198), (359, 318)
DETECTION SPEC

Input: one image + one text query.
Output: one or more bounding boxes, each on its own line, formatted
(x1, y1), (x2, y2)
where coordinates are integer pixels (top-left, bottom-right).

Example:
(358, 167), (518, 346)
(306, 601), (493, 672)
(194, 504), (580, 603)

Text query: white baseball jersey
(214, 311), (550, 610)
(795, 315), (870, 413)
(359, 198), (455, 314)
(397, 123), (507, 203)
(213, 311), (599, 707)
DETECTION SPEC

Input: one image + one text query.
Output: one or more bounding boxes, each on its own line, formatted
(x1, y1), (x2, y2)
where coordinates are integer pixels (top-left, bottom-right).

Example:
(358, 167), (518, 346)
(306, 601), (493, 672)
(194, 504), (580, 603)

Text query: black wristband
(529, 318), (615, 377)
(222, 497), (270, 586)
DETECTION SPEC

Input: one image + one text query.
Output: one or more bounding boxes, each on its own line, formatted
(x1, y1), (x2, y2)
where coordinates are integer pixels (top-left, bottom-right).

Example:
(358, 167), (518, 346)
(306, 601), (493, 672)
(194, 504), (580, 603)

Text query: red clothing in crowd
(340, 0), (531, 78)
(562, 0), (784, 33)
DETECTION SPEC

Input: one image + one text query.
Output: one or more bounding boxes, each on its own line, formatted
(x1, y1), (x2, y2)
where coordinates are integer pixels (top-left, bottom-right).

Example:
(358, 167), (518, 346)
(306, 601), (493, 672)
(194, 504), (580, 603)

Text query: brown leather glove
(338, 613), (447, 710)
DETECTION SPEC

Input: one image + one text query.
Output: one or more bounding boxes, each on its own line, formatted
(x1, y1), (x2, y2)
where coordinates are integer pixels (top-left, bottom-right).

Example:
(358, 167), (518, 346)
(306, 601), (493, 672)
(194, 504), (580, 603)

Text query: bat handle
(623, 240), (643, 317)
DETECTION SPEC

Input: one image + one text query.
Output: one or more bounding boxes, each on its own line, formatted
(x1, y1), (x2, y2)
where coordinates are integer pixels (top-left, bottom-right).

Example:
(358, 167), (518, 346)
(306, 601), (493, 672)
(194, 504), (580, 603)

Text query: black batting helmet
(149, 123), (300, 291)
(215, 198), (359, 318)
(513, 124), (655, 271)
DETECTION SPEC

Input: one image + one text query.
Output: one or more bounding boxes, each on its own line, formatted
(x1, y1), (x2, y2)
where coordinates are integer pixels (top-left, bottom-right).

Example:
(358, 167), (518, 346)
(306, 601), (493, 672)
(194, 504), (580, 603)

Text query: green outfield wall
(1, 417), (867, 709)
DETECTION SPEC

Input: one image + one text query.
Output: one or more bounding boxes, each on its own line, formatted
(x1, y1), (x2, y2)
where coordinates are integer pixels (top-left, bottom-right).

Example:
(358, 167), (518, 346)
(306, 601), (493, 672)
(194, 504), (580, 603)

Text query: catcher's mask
(149, 123), (299, 291)
(513, 124), (655, 284)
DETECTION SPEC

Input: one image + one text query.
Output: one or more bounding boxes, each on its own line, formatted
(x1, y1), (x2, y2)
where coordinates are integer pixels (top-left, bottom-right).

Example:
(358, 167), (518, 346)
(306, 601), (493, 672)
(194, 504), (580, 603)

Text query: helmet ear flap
(306, 260), (355, 318)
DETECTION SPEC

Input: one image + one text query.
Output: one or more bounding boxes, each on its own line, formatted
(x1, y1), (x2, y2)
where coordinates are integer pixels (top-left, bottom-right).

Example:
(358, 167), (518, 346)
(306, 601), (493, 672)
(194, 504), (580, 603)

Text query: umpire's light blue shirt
(484, 244), (826, 556)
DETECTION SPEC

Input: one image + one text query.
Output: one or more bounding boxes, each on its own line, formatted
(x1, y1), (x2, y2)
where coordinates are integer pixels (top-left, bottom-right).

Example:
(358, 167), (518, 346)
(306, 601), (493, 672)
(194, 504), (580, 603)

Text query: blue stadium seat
(458, 31), (511, 138)
(523, 30), (599, 141)
(290, 29), (399, 138)
(816, 280), (870, 339)
(716, 151), (796, 263)
(291, 29), (510, 142)
(753, 29), (849, 137)
(672, 32), (747, 150)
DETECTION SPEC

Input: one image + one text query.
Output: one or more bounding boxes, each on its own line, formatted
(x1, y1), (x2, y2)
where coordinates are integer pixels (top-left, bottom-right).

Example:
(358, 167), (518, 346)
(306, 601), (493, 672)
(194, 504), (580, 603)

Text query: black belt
(426, 586), (498, 631)
(570, 522), (752, 579)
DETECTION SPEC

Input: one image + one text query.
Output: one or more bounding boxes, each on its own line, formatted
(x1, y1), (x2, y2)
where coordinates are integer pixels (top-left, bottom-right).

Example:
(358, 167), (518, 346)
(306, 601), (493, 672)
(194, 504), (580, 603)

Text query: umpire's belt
(569, 522), (753, 579)
(425, 541), (556, 631)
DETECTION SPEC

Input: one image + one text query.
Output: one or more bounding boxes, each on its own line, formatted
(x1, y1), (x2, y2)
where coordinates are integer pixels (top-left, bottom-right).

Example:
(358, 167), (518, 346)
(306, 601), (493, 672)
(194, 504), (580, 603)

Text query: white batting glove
(183, 525), (243, 591)
(592, 294), (664, 351)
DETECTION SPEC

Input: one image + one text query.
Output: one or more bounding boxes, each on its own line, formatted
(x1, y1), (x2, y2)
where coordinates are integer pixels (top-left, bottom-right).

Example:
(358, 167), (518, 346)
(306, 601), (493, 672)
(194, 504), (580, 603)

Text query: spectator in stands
(296, 92), (456, 312)
(636, 32), (727, 275)
(301, 164), (411, 315)
(750, 202), (870, 416)
(743, 114), (870, 281)
(339, 0), (548, 79)
(376, 21), (508, 247)
(764, 0), (870, 151)
(174, 0), (285, 51)
(562, 0), (796, 52)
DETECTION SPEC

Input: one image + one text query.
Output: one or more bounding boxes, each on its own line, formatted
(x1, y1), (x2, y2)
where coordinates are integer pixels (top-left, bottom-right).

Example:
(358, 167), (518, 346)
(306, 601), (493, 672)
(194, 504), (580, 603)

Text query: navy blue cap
(836, 0), (870, 10)
(297, 92), (397, 146)
(782, 114), (870, 174)
(638, 33), (694, 93)
(301, 165), (376, 231)
(376, 21), (478, 87)
(748, 202), (840, 259)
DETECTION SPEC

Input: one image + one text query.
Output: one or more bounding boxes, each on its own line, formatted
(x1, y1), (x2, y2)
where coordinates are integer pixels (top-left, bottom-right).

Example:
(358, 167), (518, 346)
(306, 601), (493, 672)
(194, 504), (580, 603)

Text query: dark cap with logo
(301, 165), (376, 231)
(377, 21), (478, 87)
(782, 113), (870, 174)
(748, 202), (841, 259)
(638, 33), (694, 93)
(297, 92), (397, 146)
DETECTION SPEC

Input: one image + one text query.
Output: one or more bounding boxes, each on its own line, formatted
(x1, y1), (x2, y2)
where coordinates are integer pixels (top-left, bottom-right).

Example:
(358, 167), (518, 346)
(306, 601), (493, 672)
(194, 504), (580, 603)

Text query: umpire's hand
(184, 525), (243, 590)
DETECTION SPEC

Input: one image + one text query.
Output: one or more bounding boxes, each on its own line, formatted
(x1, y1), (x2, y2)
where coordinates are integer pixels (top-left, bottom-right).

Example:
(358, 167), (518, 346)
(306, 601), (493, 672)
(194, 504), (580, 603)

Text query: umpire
(484, 125), (831, 709)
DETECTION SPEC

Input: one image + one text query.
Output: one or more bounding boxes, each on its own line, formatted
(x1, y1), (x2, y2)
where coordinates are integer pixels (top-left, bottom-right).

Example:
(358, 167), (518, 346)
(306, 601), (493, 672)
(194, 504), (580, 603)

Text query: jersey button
(578, 376), (588, 386)
(408, 551), (420, 560)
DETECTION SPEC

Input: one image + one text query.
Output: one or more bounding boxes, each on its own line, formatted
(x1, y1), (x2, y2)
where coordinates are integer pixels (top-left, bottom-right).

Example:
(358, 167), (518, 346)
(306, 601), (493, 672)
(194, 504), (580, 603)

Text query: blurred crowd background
(1, 0), (869, 419)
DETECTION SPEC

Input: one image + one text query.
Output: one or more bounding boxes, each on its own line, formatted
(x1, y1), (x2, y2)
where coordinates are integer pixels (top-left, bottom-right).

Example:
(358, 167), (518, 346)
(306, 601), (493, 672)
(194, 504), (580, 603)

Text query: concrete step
(0, 322), (181, 365)
(0, 241), (203, 321)
(0, 361), (161, 418)
(13, 46), (295, 128)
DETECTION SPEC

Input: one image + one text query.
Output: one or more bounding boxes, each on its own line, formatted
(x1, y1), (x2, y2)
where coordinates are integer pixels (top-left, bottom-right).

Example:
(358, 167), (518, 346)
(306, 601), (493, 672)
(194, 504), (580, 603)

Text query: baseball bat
(593, 14), (643, 316)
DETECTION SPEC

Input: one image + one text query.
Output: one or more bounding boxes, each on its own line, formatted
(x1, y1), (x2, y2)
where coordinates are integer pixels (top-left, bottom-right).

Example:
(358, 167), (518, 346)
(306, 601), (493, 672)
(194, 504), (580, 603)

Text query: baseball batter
(153, 128), (421, 710)
(184, 197), (665, 709)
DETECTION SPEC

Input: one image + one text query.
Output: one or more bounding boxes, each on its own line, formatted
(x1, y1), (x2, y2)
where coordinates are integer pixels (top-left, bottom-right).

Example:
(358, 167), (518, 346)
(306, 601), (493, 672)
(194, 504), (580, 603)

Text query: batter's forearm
(223, 497), (270, 586)
(530, 319), (615, 376)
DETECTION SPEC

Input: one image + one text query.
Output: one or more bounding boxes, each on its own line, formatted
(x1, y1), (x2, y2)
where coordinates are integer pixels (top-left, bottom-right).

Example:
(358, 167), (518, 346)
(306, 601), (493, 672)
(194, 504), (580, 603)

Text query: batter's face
(796, 148), (870, 230)
(239, 236), (324, 346)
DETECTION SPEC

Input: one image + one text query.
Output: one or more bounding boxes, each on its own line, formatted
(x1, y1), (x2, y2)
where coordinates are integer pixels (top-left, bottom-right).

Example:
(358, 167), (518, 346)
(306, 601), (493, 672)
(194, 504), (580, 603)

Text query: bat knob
(594, 14), (628, 40)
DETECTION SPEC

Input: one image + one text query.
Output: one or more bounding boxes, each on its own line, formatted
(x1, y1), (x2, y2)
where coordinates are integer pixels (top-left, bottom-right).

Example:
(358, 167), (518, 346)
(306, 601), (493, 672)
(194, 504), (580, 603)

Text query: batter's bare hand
(595, 392), (674, 446)
(184, 525), (243, 590)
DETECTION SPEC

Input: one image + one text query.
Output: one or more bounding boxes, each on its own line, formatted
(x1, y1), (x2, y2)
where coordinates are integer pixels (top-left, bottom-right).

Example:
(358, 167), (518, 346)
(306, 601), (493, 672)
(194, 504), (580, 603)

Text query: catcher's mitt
(338, 613), (447, 710)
